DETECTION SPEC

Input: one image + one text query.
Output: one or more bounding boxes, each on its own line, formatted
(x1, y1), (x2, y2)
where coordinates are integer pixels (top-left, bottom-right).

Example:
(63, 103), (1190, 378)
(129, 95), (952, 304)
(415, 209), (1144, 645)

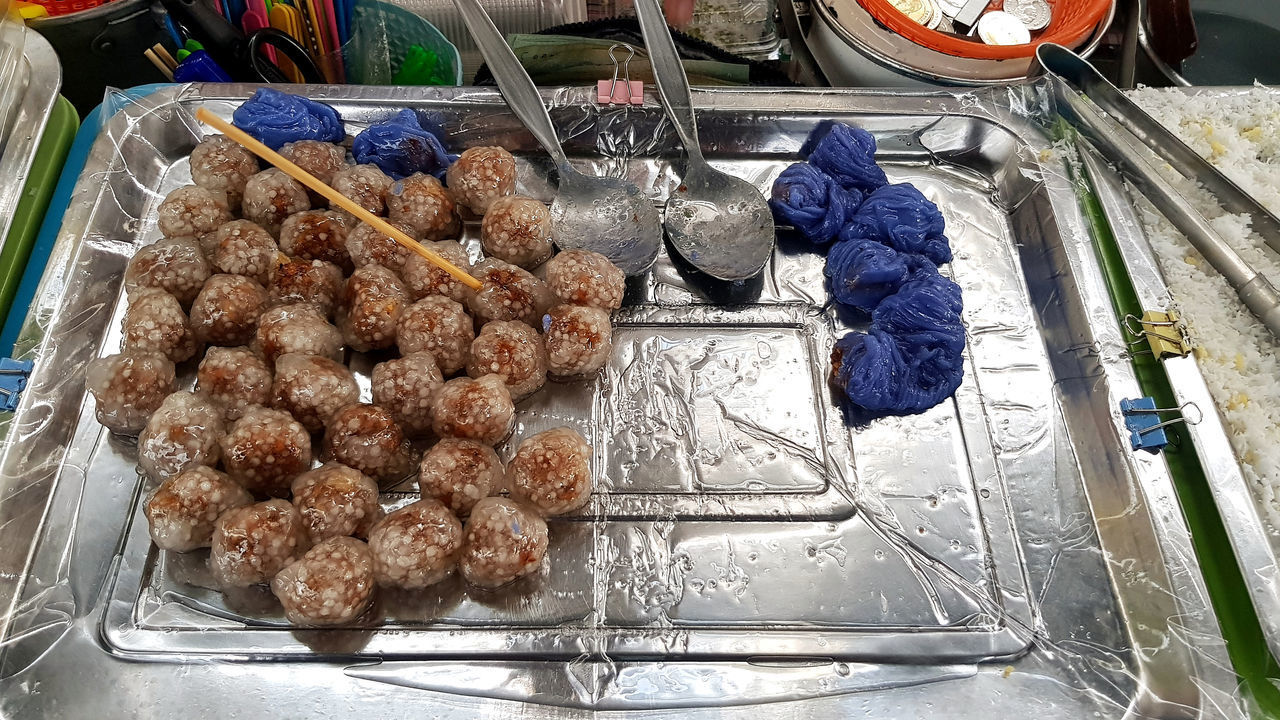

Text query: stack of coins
(888, 0), (1052, 41)
(888, 0), (944, 29)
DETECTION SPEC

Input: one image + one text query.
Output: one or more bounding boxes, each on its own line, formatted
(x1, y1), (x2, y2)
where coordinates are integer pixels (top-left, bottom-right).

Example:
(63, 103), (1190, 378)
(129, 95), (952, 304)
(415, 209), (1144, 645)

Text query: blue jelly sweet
(801, 121), (888, 194)
(841, 184), (951, 265)
(830, 329), (910, 412)
(825, 237), (932, 312)
(769, 163), (860, 246)
(352, 109), (456, 181)
(830, 270), (966, 415)
(231, 88), (344, 151)
(871, 269), (965, 357)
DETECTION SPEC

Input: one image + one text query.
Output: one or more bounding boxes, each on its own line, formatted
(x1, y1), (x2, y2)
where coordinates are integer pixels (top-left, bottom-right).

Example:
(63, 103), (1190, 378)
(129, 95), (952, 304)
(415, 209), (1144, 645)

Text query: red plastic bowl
(856, 0), (1113, 59)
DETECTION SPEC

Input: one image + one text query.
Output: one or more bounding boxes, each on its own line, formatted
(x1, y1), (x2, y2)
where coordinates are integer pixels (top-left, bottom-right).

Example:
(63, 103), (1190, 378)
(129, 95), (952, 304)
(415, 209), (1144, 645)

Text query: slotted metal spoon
(633, 0), (776, 281)
(452, 0), (661, 276)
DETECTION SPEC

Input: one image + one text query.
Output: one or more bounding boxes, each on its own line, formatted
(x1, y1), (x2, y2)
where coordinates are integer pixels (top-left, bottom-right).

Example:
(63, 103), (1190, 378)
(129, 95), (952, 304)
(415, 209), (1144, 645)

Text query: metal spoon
(633, 0), (775, 281)
(451, 0), (661, 276)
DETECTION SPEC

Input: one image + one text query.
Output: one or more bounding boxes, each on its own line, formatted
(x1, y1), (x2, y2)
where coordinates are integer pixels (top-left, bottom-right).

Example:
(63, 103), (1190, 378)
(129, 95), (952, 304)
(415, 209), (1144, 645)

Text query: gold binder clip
(1123, 310), (1192, 359)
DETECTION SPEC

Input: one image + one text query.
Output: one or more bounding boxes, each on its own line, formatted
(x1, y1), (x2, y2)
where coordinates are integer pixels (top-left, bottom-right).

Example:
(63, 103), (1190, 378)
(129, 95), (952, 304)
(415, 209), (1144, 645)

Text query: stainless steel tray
(0, 85), (1241, 717)
(0, 31), (61, 250)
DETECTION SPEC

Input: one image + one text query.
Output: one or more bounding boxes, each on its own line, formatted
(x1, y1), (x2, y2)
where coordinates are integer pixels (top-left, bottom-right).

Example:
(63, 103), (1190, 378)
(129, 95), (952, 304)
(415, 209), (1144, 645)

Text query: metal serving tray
(0, 85), (1240, 717)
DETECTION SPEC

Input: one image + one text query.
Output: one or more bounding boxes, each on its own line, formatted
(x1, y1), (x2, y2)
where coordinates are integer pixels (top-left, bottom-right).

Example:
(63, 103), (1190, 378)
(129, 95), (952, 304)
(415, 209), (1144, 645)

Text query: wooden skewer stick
(144, 49), (175, 81)
(152, 44), (179, 70)
(194, 108), (484, 291)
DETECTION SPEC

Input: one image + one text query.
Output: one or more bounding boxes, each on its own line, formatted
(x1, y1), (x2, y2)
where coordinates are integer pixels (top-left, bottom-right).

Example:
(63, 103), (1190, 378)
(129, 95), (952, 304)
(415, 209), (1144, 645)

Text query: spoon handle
(451, 0), (571, 169)
(633, 0), (704, 164)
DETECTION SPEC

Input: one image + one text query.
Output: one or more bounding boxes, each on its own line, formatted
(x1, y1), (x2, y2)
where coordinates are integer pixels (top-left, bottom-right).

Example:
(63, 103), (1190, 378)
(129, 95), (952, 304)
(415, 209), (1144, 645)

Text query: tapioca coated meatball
(291, 463), (383, 544)
(466, 320), (546, 401)
(446, 146), (516, 215)
(121, 287), (200, 363)
(459, 497), (548, 588)
(189, 135), (258, 211)
(242, 169), (310, 236)
(210, 219), (278, 285)
(253, 302), (343, 366)
(345, 219), (418, 273)
(399, 240), (473, 304)
(124, 238), (210, 309)
(157, 185), (232, 239)
(267, 257), (344, 318)
(278, 210), (353, 273)
(271, 536), (375, 626)
(429, 374), (514, 446)
(370, 352), (444, 438)
(189, 273), (269, 346)
(543, 304), (612, 377)
(480, 196), (552, 269)
(396, 295), (474, 376)
(386, 172), (460, 241)
(321, 403), (416, 486)
(418, 438), (504, 515)
(339, 265), (410, 352)
(270, 353), (360, 433)
(366, 499), (463, 589)
(196, 346), (272, 422)
(279, 140), (348, 186)
(468, 258), (554, 327)
(330, 164), (392, 220)
(144, 466), (254, 552)
(137, 391), (225, 481)
(506, 427), (593, 516)
(86, 351), (176, 434)
(544, 248), (626, 311)
(209, 499), (310, 587)
(220, 406), (312, 498)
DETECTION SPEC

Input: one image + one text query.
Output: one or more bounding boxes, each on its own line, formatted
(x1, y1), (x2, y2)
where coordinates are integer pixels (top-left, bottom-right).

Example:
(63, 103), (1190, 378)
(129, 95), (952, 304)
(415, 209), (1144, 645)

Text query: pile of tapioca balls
(87, 133), (625, 626)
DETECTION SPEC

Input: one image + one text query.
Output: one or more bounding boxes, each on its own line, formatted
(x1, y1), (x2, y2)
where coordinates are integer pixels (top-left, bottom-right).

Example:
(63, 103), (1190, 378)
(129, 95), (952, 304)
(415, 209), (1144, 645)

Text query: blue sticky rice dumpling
(872, 268), (965, 355)
(801, 121), (888, 195)
(352, 109), (457, 181)
(830, 329), (910, 412)
(825, 237), (933, 312)
(232, 88), (344, 151)
(770, 163), (861, 246)
(841, 183), (951, 265)
(831, 269), (966, 415)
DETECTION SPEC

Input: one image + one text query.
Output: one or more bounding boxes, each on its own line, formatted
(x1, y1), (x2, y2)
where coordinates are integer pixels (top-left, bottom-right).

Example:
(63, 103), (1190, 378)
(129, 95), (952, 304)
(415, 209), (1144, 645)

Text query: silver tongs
(1036, 44), (1280, 340)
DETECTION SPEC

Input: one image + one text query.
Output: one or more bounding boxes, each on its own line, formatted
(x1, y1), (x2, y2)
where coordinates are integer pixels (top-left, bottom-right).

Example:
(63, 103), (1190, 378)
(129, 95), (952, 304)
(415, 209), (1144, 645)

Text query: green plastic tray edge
(0, 96), (79, 325)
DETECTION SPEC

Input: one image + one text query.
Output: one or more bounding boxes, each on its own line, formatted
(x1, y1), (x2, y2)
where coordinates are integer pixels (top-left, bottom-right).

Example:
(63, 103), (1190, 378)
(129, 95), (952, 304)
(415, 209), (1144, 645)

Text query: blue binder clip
(0, 359), (34, 412)
(1120, 397), (1201, 454)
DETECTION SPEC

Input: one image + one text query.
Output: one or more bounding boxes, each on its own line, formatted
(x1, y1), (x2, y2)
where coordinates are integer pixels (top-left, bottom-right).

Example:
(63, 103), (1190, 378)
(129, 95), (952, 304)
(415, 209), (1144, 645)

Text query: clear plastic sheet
(0, 83), (1248, 718)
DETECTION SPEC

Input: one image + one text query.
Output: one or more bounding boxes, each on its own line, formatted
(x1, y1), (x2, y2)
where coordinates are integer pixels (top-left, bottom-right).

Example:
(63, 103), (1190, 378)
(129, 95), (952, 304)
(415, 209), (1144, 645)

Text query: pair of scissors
(160, 0), (325, 83)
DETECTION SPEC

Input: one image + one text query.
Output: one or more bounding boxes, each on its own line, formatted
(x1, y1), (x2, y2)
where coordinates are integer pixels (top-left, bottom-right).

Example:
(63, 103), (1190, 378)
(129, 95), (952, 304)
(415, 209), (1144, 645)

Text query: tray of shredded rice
(1095, 84), (1280, 667)
(0, 84), (1243, 718)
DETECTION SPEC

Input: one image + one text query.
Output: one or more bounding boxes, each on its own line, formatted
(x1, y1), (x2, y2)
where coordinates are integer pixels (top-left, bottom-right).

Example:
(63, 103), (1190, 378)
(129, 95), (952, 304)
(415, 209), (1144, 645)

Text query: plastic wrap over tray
(0, 83), (1245, 718)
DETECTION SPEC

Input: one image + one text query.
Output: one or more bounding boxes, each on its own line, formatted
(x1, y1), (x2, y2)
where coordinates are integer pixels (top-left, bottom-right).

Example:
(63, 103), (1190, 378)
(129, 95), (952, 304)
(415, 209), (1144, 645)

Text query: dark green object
(1071, 136), (1280, 719)
(0, 96), (78, 326)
